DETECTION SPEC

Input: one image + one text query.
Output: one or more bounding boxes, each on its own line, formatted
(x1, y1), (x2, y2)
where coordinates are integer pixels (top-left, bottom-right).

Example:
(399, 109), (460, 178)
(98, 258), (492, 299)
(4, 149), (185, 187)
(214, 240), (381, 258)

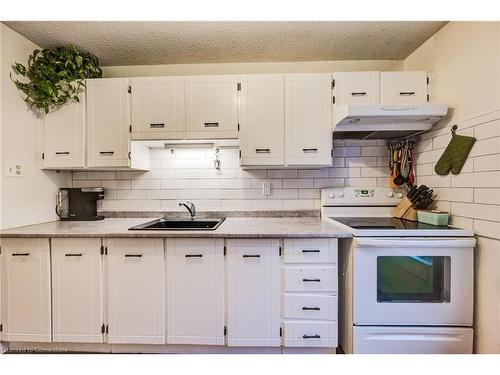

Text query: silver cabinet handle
(399, 91), (416, 96)
(302, 306), (321, 311)
(65, 253), (82, 257)
(302, 148), (318, 153)
(185, 254), (203, 258)
(255, 148), (271, 153)
(125, 254), (142, 258)
(150, 123), (165, 128)
(204, 122), (219, 128)
(55, 152), (70, 155)
(303, 334), (321, 339)
(302, 249), (320, 253)
(12, 253), (29, 256)
(303, 278), (321, 282)
(351, 92), (367, 96)
(99, 151), (114, 155)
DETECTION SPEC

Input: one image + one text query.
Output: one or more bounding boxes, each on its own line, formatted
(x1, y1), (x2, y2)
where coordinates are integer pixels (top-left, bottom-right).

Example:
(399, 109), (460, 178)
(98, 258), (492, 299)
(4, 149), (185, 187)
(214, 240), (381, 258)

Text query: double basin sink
(129, 217), (226, 231)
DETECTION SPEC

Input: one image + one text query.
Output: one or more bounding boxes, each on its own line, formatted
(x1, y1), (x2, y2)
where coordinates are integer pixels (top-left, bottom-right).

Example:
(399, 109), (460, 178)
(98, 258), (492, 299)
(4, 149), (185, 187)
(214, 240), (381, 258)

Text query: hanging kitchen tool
(407, 142), (416, 187)
(434, 125), (476, 175)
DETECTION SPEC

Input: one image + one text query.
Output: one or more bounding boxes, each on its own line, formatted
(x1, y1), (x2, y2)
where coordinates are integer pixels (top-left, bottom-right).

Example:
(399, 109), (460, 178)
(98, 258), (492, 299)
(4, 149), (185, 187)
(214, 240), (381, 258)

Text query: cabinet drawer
(284, 266), (337, 293)
(283, 294), (337, 321)
(283, 238), (337, 264)
(283, 321), (338, 347)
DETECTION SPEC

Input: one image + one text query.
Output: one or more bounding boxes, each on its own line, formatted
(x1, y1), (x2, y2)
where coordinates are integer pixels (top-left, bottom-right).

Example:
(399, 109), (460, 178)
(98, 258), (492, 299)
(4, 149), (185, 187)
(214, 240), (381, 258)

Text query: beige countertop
(0, 217), (352, 239)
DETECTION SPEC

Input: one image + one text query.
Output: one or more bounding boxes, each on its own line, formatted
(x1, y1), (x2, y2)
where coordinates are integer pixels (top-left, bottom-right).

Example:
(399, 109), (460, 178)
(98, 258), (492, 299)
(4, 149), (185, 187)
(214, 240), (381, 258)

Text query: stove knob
(386, 191), (394, 198)
(338, 192), (345, 198)
(328, 192), (335, 199)
(396, 192), (404, 199)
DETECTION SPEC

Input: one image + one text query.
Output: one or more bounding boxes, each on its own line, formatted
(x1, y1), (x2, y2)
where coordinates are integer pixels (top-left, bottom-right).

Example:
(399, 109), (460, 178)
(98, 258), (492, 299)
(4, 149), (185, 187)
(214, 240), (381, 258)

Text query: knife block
(391, 196), (418, 221)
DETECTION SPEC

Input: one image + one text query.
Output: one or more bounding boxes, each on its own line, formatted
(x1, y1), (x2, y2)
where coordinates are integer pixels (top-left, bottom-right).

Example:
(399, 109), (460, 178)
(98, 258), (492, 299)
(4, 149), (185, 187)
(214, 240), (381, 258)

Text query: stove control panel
(321, 187), (404, 206)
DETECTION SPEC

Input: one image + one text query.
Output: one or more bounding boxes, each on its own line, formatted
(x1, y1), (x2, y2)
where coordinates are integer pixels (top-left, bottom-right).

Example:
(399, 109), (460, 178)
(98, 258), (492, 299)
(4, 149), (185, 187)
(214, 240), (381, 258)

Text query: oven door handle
(354, 238), (476, 248)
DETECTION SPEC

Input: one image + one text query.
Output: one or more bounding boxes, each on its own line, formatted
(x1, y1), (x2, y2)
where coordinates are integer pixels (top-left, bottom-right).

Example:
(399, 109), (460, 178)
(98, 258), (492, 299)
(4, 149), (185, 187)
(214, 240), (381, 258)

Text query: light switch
(262, 182), (271, 196)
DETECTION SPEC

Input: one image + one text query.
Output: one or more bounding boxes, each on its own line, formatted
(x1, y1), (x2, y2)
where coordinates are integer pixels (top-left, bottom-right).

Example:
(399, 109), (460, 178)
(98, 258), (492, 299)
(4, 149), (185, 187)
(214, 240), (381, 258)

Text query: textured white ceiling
(3, 21), (446, 66)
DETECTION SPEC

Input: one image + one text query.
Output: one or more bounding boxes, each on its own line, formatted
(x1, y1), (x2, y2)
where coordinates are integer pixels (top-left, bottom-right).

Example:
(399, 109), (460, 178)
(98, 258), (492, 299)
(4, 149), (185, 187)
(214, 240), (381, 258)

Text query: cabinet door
(87, 78), (130, 167)
(165, 238), (224, 345)
(1, 238), (51, 342)
(285, 74), (332, 167)
(226, 239), (281, 346)
(42, 98), (85, 169)
(51, 238), (103, 343)
(185, 75), (238, 139)
(131, 77), (185, 140)
(238, 74), (285, 166)
(381, 71), (428, 104)
(106, 238), (165, 344)
(333, 71), (380, 105)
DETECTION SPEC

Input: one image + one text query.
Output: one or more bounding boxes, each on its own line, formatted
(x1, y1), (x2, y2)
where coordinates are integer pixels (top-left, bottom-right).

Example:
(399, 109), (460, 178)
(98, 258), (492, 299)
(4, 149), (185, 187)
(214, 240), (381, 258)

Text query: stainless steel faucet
(179, 201), (196, 219)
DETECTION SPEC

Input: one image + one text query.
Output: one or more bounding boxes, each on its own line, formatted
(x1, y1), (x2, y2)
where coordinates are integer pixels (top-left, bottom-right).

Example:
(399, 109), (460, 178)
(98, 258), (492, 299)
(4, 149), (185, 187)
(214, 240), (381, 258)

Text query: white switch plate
(262, 182), (271, 196)
(4, 162), (23, 177)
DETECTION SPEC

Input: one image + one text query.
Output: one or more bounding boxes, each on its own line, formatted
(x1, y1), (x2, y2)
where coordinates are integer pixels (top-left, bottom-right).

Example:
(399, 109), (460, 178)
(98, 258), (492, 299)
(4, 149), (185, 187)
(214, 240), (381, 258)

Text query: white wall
(404, 21), (500, 354)
(0, 24), (70, 229)
(102, 60), (402, 77)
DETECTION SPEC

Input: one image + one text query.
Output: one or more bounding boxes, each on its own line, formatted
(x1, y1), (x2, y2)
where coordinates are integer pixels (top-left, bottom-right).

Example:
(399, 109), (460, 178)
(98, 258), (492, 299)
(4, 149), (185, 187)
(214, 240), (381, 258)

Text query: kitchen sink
(128, 217), (226, 231)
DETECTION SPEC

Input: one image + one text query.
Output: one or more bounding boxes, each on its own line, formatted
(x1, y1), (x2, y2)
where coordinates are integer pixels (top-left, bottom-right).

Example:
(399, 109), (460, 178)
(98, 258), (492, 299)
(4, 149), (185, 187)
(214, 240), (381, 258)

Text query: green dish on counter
(417, 210), (450, 226)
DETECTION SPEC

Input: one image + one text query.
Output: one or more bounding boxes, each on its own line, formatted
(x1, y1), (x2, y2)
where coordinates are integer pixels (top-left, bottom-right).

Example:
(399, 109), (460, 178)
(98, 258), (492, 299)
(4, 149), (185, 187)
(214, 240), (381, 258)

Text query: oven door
(353, 237), (475, 326)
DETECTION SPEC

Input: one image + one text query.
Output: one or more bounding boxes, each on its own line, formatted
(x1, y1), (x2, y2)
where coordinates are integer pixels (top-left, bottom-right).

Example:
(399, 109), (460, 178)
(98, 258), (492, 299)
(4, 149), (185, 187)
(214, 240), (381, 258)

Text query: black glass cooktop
(331, 217), (455, 230)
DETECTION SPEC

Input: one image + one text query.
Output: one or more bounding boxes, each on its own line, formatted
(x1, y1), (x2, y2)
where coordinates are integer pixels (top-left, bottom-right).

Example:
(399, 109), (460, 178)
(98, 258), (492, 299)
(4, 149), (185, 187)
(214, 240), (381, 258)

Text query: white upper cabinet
(238, 74), (285, 167)
(1, 238), (51, 342)
(381, 71), (429, 104)
(86, 78), (131, 168)
(333, 71), (380, 105)
(42, 98), (86, 169)
(51, 238), (103, 343)
(106, 238), (165, 344)
(285, 74), (333, 167)
(226, 239), (281, 347)
(185, 75), (238, 139)
(131, 77), (185, 140)
(165, 238), (225, 345)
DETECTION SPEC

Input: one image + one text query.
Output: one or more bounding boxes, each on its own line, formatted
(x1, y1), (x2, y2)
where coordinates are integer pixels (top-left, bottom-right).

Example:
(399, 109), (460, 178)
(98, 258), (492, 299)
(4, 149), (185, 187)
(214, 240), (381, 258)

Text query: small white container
(417, 210), (450, 226)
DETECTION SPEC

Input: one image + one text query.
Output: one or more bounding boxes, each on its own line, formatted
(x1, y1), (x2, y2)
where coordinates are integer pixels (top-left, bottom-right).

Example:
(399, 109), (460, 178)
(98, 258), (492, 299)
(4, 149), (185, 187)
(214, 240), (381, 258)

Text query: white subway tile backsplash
(474, 119), (500, 140)
(267, 169), (298, 178)
(116, 190), (147, 200)
(282, 199), (315, 210)
(146, 190), (178, 200)
(221, 200), (252, 211)
(251, 199), (283, 210)
(72, 180), (102, 188)
(345, 157), (377, 167)
(131, 200), (162, 211)
(298, 169), (329, 178)
(269, 189), (299, 199)
(282, 179), (314, 189)
(473, 154), (500, 172)
(451, 171), (500, 188)
(333, 147), (360, 157)
(131, 179), (161, 190)
(87, 171), (116, 180)
(330, 167), (361, 178)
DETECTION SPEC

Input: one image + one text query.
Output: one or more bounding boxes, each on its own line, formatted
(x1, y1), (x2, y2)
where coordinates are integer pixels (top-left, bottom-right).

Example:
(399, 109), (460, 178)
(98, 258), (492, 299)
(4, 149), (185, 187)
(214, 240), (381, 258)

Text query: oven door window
(377, 256), (451, 303)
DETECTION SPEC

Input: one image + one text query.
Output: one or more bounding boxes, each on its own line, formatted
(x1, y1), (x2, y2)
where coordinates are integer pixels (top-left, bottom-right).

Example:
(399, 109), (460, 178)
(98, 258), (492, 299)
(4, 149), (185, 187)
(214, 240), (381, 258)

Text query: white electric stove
(321, 187), (476, 354)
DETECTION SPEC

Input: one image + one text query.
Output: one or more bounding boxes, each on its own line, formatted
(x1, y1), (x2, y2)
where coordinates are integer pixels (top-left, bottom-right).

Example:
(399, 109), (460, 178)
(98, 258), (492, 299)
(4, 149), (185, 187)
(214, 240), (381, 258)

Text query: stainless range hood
(333, 103), (448, 139)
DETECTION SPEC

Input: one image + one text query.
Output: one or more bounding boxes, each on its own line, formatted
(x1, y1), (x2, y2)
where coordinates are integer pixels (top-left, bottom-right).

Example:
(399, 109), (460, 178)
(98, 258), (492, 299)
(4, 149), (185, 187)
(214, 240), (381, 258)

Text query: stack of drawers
(282, 238), (338, 347)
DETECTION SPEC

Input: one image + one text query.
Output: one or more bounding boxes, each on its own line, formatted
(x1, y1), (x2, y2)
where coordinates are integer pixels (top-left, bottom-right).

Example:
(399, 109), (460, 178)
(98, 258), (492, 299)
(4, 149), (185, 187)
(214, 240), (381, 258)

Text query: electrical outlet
(4, 162), (23, 177)
(262, 182), (271, 196)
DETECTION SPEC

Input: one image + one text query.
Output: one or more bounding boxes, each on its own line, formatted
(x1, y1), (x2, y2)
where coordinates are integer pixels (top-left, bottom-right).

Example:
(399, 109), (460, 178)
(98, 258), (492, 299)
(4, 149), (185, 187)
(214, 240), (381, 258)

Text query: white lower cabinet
(51, 238), (103, 343)
(106, 238), (165, 344)
(0, 238), (51, 342)
(282, 238), (338, 348)
(165, 238), (225, 345)
(226, 239), (281, 346)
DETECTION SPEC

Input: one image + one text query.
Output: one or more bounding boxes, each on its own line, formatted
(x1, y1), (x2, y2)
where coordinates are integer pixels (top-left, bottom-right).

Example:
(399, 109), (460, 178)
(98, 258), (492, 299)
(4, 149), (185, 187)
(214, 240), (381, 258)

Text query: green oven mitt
(434, 125), (476, 175)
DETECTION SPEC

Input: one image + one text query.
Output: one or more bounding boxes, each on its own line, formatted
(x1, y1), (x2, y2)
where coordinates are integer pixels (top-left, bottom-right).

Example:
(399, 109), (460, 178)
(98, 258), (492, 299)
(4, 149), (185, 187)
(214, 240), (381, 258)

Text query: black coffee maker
(56, 188), (105, 221)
